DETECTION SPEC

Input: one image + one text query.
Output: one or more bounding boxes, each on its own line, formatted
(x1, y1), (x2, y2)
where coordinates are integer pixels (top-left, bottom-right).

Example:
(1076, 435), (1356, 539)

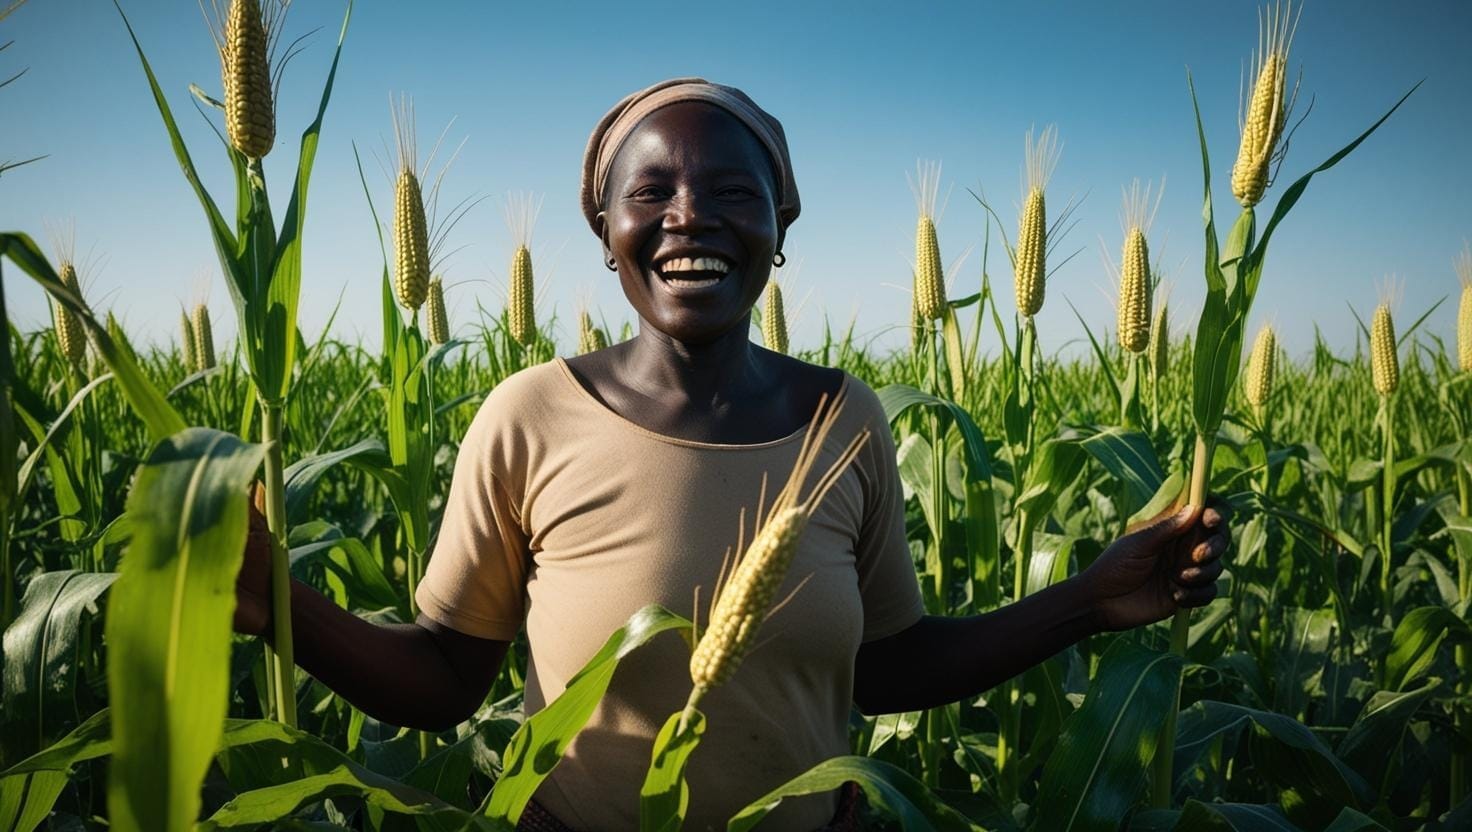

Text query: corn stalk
(113, 0), (354, 727)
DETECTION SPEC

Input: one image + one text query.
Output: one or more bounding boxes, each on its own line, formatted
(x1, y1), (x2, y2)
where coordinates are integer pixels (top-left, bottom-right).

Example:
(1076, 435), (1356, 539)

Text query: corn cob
(1371, 303), (1398, 396)
(907, 160), (947, 323)
(1457, 246), (1472, 373)
(508, 245), (536, 347)
(221, 0), (275, 160)
(1015, 126), (1060, 318)
(394, 168), (430, 311)
(1245, 325), (1276, 409)
(914, 215), (946, 322)
(686, 393), (870, 705)
(426, 277), (449, 345)
(53, 262), (86, 366)
(1149, 300), (1169, 382)
(577, 310), (607, 355)
(193, 303), (216, 372)
(1015, 187), (1047, 318)
(181, 308), (199, 372)
(1231, 2), (1296, 208)
(1118, 227), (1151, 353)
(763, 281), (789, 354)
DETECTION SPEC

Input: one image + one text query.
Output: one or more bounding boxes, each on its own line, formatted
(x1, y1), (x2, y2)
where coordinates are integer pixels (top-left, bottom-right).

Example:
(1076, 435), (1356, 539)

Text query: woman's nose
(662, 191), (720, 235)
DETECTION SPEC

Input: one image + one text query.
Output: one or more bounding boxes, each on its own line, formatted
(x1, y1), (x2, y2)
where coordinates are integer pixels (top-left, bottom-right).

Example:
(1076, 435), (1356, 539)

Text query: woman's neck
(618, 316), (772, 409)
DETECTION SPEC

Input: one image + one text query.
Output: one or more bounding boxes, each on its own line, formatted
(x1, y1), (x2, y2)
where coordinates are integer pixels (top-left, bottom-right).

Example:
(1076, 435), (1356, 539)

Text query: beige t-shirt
(416, 357), (925, 831)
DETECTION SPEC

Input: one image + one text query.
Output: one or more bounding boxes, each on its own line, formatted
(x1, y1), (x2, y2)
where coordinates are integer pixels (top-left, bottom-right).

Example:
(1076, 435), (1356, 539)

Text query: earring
(605, 256), (618, 272)
(772, 251), (786, 268)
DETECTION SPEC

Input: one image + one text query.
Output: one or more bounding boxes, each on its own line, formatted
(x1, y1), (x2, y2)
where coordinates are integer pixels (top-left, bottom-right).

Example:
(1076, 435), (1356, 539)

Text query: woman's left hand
(1080, 501), (1231, 632)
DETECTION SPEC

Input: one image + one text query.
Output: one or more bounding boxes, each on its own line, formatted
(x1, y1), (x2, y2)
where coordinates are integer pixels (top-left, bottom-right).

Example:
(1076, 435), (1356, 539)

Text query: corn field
(2, 2), (1470, 831)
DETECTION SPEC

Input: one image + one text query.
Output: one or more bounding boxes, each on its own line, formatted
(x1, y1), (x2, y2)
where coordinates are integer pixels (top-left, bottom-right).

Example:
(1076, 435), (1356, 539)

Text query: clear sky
(3, 1), (1469, 361)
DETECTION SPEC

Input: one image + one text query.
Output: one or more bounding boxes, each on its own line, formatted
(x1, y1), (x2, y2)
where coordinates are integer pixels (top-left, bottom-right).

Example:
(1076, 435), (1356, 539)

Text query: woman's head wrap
(580, 77), (800, 237)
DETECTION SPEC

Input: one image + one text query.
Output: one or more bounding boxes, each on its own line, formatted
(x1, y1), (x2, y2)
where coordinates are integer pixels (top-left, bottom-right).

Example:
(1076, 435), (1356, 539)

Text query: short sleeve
(415, 402), (531, 641)
(852, 389), (926, 643)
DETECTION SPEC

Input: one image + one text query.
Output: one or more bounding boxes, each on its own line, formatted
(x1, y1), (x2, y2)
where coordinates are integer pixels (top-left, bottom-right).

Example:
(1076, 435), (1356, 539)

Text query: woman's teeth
(658, 256), (731, 289)
(661, 256), (731, 274)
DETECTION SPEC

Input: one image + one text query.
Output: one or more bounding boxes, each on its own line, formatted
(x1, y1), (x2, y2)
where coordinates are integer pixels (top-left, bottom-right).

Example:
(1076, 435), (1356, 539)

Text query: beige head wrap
(580, 77), (800, 237)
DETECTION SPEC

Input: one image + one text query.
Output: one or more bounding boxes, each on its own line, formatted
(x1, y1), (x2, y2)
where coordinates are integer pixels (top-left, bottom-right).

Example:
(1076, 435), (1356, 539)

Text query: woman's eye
(630, 186), (665, 200)
(718, 186), (753, 199)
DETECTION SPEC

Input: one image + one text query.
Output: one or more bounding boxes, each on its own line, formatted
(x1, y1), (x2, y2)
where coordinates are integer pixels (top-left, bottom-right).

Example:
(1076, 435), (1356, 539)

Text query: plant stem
(0, 515), (11, 629)
(1151, 432), (1213, 808)
(1380, 394), (1396, 626)
(262, 399), (297, 727)
(923, 319), (946, 788)
(1454, 455), (1471, 802)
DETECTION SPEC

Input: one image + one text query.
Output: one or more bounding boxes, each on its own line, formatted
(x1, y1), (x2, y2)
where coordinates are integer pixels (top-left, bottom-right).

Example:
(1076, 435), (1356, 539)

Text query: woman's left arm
(852, 502), (1229, 715)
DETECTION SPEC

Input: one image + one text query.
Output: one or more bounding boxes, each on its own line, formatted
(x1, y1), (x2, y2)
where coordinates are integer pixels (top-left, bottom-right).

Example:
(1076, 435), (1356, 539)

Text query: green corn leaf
(201, 765), (489, 831)
(1336, 677), (1440, 794)
(0, 233), (185, 441)
(282, 438), (389, 524)
(1321, 807), (1390, 832)
(0, 708), (112, 832)
(1073, 425), (1166, 507)
(257, 1), (353, 404)
(480, 604), (691, 826)
(1384, 607), (1471, 692)
(638, 710), (706, 832)
(727, 755), (981, 832)
(1, 570), (116, 763)
(1031, 638), (1182, 832)
(1172, 702), (1372, 810)
(1173, 799), (1303, 831)
(1271, 607), (1335, 718)
(1249, 82), (1422, 282)
(109, 1), (239, 294)
(104, 428), (265, 832)
(1016, 438), (1088, 523)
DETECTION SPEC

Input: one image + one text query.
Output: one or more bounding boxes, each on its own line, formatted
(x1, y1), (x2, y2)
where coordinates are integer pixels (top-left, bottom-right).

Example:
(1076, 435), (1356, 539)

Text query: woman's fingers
(1187, 529), (1230, 565)
(1172, 583), (1218, 608)
(1175, 556), (1224, 587)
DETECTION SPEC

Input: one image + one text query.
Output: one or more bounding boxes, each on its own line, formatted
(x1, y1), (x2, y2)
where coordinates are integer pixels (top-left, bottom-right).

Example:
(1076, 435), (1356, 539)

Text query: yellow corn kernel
(394, 169), (430, 311)
(508, 245), (535, 347)
(914, 215), (946, 322)
(1118, 227), (1151, 353)
(1371, 304), (1398, 396)
(221, 0), (275, 160)
(763, 281), (789, 354)
(192, 303), (216, 372)
(53, 262), (87, 366)
(1230, 3), (1295, 208)
(1245, 325), (1276, 409)
(426, 277), (449, 345)
(1015, 188), (1046, 318)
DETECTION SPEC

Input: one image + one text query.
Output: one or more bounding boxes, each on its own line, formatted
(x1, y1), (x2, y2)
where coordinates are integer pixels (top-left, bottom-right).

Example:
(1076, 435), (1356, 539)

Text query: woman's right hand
(235, 483), (273, 637)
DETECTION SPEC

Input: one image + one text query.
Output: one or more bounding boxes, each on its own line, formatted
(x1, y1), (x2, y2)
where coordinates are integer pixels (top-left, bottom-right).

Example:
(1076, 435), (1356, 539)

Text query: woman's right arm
(235, 496), (508, 733)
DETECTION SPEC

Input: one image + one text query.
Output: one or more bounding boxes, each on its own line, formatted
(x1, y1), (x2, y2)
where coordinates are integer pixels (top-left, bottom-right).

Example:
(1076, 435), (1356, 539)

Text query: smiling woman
(232, 77), (1230, 832)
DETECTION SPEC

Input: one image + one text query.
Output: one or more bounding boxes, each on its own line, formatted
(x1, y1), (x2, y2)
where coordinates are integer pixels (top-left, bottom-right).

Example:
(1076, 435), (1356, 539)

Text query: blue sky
(3, 1), (1469, 361)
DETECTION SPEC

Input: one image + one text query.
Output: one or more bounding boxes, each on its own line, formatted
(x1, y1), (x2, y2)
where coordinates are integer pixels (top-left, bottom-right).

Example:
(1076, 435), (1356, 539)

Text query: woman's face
(598, 101), (784, 345)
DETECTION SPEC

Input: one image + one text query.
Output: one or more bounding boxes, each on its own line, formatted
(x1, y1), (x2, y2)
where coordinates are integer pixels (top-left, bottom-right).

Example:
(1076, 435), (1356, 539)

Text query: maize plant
(2, 2), (1465, 832)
